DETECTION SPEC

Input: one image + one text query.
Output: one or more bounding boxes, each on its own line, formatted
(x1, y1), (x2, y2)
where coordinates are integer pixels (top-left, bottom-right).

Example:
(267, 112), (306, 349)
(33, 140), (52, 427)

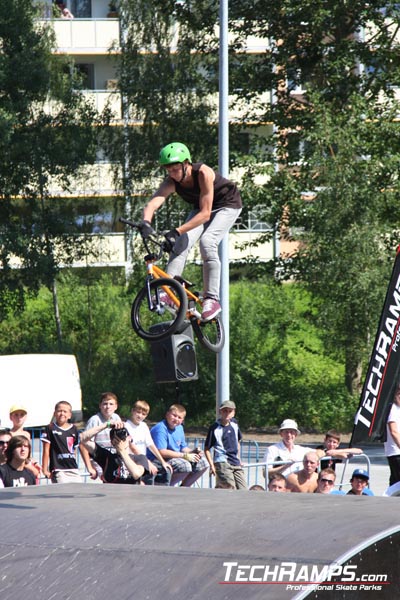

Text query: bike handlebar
(119, 217), (169, 257)
(119, 217), (140, 229)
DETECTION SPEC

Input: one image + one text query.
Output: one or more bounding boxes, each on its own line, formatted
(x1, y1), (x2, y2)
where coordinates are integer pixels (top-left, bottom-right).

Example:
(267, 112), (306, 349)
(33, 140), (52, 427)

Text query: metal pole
(216, 0), (229, 416)
(119, 7), (133, 278)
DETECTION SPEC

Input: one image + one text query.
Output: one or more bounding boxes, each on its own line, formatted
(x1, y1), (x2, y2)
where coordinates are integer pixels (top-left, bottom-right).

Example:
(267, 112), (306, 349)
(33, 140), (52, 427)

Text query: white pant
(167, 206), (242, 300)
(52, 469), (82, 484)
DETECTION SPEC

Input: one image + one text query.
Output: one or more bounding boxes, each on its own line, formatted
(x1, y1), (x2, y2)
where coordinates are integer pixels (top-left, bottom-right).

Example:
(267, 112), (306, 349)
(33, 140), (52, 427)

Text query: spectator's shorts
(215, 462), (247, 490)
(169, 456), (208, 473)
(52, 469), (82, 484)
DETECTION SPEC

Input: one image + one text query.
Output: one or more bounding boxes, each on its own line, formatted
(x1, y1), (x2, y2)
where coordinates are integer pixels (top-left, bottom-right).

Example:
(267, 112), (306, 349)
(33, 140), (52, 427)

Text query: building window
(70, 0), (91, 18)
(76, 63), (95, 89)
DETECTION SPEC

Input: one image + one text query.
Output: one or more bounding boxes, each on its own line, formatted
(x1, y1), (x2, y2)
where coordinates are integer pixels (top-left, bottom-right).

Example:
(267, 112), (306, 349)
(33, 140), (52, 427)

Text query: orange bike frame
(146, 259), (200, 317)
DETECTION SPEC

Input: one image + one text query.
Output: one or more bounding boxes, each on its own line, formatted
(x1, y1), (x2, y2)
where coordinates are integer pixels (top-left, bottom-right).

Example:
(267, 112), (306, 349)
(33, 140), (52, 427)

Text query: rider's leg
(200, 207), (242, 300)
(166, 210), (203, 278)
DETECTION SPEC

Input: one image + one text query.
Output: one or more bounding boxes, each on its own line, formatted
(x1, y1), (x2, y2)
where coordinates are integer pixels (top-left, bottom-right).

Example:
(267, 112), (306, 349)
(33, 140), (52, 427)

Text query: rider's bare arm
(387, 421), (400, 448)
(177, 166), (215, 235)
(143, 165), (215, 235)
(143, 179), (175, 222)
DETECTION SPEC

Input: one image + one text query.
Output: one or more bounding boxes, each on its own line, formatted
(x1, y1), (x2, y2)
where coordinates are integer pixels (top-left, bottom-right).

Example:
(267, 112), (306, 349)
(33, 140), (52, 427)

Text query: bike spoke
(191, 314), (225, 353)
(131, 278), (188, 341)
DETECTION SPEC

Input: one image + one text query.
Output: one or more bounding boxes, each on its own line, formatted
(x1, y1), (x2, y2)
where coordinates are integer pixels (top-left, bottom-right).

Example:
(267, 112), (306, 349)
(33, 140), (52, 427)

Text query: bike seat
(174, 275), (195, 288)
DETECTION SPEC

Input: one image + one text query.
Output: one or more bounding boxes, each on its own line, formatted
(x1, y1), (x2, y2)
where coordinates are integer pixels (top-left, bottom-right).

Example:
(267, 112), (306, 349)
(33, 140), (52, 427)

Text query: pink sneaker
(201, 298), (221, 322)
(152, 291), (175, 308)
(158, 291), (176, 308)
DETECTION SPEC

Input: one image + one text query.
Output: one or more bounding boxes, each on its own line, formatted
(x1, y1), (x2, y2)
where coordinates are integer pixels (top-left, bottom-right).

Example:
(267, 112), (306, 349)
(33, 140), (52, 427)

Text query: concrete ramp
(0, 484), (399, 599)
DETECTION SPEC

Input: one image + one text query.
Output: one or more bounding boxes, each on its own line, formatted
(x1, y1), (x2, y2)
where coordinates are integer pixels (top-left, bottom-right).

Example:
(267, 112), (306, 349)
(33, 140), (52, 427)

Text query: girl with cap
(9, 405), (41, 480)
(9, 405), (30, 440)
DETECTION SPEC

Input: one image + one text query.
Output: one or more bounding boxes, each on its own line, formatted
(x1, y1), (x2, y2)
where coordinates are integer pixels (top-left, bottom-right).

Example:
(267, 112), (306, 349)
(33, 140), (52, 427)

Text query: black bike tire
(191, 314), (225, 353)
(131, 278), (188, 342)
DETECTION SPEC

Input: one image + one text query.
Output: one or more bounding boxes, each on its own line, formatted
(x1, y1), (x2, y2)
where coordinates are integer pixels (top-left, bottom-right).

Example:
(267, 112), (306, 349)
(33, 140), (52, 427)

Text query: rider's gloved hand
(139, 220), (155, 239)
(164, 228), (180, 252)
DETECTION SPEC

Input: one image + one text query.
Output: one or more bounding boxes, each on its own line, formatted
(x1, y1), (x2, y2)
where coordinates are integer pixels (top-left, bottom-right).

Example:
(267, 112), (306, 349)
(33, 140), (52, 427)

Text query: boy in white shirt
(84, 392), (121, 479)
(125, 400), (172, 485)
(385, 386), (400, 486)
(85, 392), (121, 448)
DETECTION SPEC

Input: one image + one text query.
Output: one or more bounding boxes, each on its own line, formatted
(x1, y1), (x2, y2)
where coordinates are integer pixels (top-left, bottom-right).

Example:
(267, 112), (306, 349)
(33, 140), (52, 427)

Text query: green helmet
(159, 142), (191, 165)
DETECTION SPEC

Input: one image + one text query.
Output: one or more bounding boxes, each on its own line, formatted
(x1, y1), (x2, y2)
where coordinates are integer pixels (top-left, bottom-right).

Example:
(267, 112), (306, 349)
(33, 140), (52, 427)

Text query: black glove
(139, 220), (155, 239)
(164, 228), (180, 252)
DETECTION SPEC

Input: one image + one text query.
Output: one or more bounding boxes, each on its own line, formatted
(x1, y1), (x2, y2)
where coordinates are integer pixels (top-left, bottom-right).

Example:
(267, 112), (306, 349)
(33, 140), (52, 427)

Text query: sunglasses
(0, 440), (9, 446)
(320, 478), (335, 485)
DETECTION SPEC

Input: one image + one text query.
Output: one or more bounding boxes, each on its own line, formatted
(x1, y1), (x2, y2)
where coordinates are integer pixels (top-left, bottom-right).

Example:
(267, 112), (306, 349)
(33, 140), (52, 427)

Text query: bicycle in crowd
(120, 218), (225, 353)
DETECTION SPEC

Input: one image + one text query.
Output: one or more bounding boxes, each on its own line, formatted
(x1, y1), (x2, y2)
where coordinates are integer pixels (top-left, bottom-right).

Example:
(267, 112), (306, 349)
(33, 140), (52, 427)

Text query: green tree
(0, 0), (104, 337)
(230, 1), (400, 394)
(228, 280), (354, 429)
(0, 274), (352, 430)
(107, 0), (248, 227)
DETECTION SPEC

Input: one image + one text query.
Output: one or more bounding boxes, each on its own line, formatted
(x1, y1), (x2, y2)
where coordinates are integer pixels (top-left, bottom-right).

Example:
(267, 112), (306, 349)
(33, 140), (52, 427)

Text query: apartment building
(38, 1), (280, 269)
(30, 3), (400, 273)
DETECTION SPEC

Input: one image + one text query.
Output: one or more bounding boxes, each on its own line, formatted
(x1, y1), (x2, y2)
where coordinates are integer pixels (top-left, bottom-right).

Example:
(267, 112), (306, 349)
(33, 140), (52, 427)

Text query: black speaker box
(149, 321), (198, 383)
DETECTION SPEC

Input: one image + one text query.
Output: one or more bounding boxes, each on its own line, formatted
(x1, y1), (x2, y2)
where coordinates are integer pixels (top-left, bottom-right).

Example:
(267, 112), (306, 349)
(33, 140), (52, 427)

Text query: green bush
(0, 272), (355, 431)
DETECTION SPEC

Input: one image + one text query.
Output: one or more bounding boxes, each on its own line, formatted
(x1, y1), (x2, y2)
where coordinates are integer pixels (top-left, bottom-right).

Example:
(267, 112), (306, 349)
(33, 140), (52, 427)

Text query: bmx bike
(120, 218), (225, 353)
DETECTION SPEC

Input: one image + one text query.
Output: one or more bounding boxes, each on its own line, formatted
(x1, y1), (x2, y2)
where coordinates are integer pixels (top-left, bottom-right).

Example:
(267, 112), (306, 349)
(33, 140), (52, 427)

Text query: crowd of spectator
(0, 395), (396, 496)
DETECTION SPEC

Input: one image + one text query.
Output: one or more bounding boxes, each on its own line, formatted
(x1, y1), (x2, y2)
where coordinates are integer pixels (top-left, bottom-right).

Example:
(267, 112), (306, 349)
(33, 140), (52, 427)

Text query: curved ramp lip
(382, 481), (400, 496)
(293, 524), (400, 599)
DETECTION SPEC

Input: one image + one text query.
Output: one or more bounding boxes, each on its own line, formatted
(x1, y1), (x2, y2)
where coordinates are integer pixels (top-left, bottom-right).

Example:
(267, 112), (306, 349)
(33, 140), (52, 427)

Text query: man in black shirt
(80, 422), (150, 484)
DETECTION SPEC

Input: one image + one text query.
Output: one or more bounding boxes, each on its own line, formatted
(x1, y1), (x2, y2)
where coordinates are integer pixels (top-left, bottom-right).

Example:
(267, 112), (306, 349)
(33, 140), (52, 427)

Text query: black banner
(350, 247), (400, 445)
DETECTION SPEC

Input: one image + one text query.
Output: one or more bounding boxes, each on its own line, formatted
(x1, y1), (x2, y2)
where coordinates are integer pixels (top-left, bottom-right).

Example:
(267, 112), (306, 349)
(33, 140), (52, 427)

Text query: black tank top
(174, 163), (242, 210)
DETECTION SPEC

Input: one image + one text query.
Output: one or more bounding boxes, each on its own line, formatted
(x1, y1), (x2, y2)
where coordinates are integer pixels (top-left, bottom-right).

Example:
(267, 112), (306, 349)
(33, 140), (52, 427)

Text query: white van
(0, 354), (82, 428)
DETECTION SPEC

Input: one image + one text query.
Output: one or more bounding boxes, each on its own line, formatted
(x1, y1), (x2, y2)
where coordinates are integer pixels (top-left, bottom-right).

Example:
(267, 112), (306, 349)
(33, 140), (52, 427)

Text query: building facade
(38, 0), (280, 269)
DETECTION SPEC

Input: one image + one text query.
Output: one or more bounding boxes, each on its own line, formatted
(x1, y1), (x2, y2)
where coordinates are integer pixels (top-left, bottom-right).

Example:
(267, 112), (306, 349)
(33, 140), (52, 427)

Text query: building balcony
(51, 18), (120, 54)
(45, 162), (118, 198)
(66, 230), (277, 268)
(81, 90), (122, 117)
(5, 230), (276, 270)
(41, 14), (269, 57)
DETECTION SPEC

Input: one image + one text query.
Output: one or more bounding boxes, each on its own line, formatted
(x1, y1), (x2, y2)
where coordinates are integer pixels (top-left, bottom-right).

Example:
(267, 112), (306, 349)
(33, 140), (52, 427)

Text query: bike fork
(146, 278), (156, 310)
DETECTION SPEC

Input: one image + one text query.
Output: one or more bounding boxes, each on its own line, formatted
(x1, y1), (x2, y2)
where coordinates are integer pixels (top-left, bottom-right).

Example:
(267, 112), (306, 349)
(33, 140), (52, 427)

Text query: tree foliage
(107, 0), (248, 227)
(0, 0), (104, 321)
(229, 1), (400, 393)
(0, 273), (355, 431)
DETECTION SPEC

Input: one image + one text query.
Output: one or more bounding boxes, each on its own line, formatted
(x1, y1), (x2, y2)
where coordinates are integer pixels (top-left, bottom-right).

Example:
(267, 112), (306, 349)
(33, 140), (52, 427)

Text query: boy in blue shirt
(204, 400), (247, 490)
(148, 404), (208, 487)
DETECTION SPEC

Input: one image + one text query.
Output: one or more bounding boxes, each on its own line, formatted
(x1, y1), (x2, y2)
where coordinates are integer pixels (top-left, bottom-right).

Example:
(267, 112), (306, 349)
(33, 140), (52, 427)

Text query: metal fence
(25, 428), (375, 491)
